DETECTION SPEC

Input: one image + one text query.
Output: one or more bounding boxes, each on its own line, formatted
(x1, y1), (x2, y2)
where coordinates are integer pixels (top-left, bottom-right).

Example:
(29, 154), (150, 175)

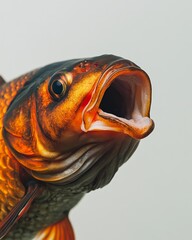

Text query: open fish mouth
(81, 61), (154, 139)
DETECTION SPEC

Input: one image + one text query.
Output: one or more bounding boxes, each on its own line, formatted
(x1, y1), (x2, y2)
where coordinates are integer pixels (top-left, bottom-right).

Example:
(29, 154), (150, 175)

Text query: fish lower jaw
(82, 109), (154, 139)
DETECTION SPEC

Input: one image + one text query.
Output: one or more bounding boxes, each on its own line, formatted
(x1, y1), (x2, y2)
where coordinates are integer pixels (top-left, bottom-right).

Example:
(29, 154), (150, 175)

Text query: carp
(0, 55), (154, 239)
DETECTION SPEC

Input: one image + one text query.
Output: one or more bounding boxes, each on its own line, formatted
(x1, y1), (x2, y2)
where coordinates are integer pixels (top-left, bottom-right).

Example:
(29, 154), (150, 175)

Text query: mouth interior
(99, 75), (135, 120)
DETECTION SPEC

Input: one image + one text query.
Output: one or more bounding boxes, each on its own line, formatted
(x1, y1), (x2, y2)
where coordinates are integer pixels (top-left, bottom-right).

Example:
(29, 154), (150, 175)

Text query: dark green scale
(5, 185), (84, 240)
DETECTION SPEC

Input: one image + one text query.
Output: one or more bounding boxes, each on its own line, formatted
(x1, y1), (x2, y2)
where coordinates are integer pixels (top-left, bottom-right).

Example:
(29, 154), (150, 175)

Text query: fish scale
(0, 73), (35, 221)
(5, 187), (83, 240)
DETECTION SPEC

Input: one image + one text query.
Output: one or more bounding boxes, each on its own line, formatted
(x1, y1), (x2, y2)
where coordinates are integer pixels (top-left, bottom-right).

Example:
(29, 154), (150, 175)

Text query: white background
(0, 0), (191, 239)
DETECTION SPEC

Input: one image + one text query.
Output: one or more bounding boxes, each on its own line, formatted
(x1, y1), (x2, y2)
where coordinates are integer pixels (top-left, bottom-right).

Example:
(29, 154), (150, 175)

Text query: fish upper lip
(81, 61), (154, 139)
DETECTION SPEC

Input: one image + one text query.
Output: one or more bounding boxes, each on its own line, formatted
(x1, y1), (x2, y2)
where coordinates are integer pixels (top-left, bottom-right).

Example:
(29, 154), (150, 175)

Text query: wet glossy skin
(0, 55), (154, 239)
(0, 72), (35, 221)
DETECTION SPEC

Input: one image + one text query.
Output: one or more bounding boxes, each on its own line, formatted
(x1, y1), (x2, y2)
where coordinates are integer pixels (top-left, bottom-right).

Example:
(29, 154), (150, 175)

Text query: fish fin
(0, 75), (6, 85)
(0, 182), (43, 239)
(34, 216), (75, 240)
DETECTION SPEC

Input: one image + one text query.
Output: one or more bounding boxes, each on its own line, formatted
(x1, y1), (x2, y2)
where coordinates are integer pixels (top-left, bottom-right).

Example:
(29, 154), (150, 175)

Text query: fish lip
(81, 61), (154, 139)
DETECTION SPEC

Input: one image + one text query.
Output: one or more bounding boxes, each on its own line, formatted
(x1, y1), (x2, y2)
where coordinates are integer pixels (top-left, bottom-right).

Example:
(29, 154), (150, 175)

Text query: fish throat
(99, 75), (134, 119)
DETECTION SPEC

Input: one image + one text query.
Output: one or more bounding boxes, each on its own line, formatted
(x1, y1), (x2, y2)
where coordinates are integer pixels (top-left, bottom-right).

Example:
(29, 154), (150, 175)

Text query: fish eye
(49, 74), (68, 101)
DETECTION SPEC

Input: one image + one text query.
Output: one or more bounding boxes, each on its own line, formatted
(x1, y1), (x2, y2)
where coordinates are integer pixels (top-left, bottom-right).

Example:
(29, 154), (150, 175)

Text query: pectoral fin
(0, 182), (42, 239)
(34, 216), (75, 240)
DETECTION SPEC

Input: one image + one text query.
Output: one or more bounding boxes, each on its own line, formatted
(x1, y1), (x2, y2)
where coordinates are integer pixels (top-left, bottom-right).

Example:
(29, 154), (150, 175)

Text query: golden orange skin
(0, 72), (35, 221)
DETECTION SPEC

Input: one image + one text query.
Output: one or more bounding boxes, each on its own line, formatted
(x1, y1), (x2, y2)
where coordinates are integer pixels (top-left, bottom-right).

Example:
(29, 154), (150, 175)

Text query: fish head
(3, 55), (154, 189)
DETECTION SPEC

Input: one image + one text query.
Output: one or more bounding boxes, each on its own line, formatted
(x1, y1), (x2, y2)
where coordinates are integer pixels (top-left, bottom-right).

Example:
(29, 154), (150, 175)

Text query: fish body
(0, 55), (154, 239)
